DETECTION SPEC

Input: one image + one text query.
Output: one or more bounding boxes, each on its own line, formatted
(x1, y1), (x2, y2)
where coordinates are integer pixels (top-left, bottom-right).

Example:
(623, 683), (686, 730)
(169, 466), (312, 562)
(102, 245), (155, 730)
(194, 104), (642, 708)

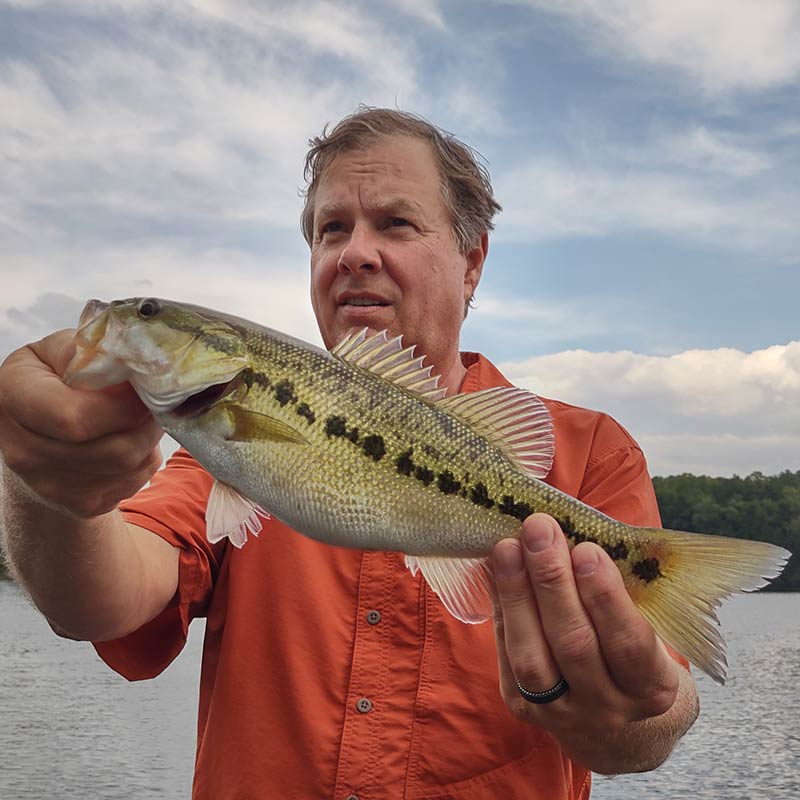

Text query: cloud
(392, 0), (446, 30)
(640, 127), (771, 178)
(511, 0), (800, 93)
(499, 342), (800, 476)
(0, 239), (320, 359)
(469, 290), (639, 352)
(0, 0), (437, 252)
(493, 151), (798, 259)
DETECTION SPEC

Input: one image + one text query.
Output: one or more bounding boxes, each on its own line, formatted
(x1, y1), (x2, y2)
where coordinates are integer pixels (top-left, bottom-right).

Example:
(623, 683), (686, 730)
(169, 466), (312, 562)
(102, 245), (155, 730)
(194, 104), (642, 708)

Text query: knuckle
(144, 447), (163, 475)
(115, 440), (150, 473)
(509, 654), (550, 687)
(640, 682), (678, 719)
(498, 586), (535, 615)
(136, 455), (162, 487)
(555, 624), (597, 665)
(509, 698), (533, 722)
(54, 406), (93, 443)
(609, 629), (648, 667)
(530, 558), (571, 591)
(582, 571), (617, 604)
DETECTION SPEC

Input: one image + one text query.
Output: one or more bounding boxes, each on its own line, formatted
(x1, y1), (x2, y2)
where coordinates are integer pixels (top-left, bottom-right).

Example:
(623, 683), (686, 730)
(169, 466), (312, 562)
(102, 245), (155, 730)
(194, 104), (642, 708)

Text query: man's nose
(337, 225), (382, 274)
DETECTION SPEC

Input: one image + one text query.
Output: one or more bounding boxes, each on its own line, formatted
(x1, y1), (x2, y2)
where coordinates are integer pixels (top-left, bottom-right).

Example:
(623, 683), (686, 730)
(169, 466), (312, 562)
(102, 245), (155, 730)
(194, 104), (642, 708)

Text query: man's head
(302, 107), (501, 257)
(303, 107), (501, 389)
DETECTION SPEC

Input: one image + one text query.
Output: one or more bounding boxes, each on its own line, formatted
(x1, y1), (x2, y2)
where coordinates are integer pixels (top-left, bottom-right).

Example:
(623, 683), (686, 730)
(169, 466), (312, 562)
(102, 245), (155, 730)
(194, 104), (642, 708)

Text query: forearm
(559, 665), (699, 775)
(1, 465), (179, 641)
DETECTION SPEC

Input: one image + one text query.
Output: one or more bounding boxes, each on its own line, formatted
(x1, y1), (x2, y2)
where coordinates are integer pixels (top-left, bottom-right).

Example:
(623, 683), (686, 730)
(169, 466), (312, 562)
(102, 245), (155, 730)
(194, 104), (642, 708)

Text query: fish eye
(137, 298), (161, 319)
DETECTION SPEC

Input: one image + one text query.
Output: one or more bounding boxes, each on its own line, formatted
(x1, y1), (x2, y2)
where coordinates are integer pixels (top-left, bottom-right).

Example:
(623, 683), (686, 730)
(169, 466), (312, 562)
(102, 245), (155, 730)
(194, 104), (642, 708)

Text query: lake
(1, 582), (798, 798)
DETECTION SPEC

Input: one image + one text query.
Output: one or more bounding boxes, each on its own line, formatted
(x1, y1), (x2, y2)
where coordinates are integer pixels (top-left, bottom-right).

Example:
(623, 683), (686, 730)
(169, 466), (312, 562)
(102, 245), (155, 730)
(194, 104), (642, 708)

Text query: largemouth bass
(65, 297), (789, 684)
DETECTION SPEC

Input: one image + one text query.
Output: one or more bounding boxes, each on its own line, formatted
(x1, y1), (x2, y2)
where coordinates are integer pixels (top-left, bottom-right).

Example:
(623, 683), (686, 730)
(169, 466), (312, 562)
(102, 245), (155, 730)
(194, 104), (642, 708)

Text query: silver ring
(516, 676), (569, 704)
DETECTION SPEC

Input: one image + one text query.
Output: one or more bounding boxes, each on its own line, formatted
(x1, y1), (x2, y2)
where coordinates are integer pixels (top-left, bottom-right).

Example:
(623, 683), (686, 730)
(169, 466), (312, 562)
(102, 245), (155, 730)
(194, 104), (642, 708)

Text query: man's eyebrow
(314, 202), (342, 222)
(315, 197), (423, 221)
(364, 196), (423, 215)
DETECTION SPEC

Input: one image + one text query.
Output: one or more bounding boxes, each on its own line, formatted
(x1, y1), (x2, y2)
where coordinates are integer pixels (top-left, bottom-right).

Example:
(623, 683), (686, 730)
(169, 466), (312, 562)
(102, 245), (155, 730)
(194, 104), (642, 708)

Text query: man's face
(309, 136), (484, 370)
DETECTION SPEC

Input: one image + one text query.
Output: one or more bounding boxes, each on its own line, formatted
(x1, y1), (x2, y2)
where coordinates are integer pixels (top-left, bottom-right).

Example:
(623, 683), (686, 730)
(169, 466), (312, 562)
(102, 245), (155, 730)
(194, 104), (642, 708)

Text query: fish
(64, 297), (790, 684)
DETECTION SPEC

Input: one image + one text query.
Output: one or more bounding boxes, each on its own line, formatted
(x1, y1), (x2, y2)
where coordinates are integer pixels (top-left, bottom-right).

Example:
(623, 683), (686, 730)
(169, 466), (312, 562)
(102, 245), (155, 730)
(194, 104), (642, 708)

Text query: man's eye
(389, 218), (410, 227)
(321, 221), (344, 235)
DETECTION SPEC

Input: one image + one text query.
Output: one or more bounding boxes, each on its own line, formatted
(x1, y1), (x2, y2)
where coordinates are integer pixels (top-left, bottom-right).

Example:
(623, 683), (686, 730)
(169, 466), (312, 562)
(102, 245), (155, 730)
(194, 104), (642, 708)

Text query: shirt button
(356, 697), (373, 713)
(366, 610), (381, 625)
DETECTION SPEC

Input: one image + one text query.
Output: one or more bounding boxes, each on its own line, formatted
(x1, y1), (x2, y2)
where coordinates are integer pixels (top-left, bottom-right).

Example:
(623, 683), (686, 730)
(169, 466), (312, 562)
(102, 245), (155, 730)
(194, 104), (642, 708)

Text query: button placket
(332, 553), (396, 797)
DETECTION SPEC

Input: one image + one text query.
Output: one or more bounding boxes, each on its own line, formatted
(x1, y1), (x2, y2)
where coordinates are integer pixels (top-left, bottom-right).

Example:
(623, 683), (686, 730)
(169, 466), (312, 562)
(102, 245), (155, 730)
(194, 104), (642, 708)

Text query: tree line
(653, 470), (799, 591)
(1, 471), (797, 588)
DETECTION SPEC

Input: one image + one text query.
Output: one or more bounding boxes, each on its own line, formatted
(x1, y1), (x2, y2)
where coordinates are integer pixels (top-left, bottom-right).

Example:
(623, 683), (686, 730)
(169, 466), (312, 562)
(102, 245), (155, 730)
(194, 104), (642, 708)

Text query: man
(0, 108), (698, 798)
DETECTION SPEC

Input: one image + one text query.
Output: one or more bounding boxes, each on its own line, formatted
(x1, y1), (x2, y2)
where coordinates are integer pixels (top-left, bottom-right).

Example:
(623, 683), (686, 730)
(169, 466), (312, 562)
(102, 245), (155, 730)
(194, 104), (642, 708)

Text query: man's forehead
(322, 136), (437, 181)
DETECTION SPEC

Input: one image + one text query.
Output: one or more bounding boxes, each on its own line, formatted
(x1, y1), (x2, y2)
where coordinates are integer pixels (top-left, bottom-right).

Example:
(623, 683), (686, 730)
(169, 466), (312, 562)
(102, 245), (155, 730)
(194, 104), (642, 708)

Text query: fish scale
(65, 297), (791, 684)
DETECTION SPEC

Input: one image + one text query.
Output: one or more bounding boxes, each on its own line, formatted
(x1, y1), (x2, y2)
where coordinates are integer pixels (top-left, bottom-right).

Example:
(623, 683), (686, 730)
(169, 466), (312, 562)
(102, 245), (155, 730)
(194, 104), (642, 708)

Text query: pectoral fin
(206, 479), (271, 548)
(222, 404), (307, 445)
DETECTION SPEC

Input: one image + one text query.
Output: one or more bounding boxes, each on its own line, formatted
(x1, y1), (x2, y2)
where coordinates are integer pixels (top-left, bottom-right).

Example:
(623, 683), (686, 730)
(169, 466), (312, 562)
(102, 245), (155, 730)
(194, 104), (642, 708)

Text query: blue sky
(1, 0), (798, 476)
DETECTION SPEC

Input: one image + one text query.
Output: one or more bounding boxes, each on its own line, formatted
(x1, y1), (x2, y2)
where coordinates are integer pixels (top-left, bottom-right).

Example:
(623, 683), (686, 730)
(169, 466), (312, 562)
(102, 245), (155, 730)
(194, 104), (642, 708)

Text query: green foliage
(653, 471), (800, 591)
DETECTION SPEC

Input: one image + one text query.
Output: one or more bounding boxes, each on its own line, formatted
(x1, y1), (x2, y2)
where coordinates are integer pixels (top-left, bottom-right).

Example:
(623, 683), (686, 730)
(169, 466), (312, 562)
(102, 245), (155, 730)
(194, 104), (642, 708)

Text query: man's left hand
(492, 513), (690, 773)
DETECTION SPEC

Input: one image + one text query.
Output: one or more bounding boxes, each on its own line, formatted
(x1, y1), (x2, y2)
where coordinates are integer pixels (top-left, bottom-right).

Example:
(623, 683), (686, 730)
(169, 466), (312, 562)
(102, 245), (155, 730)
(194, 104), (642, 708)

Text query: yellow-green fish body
(65, 297), (790, 684)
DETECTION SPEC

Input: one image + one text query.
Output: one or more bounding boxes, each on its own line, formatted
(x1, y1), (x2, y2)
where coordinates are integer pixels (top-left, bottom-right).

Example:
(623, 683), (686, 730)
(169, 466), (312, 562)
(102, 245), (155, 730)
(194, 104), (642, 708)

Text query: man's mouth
(341, 298), (388, 307)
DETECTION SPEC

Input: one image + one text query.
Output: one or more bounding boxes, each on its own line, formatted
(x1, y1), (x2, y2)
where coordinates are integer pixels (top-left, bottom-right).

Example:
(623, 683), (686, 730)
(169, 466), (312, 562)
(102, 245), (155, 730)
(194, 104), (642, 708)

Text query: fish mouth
(172, 372), (245, 418)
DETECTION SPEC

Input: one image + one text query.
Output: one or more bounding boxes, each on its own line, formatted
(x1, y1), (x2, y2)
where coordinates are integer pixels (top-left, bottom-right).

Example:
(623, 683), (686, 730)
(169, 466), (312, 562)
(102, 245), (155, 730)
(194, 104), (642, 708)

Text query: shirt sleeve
(93, 448), (225, 681)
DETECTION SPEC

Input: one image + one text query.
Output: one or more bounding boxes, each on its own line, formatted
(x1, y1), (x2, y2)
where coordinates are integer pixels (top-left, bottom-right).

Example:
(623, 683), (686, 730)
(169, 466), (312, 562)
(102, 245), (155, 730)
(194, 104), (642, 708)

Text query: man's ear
(463, 231), (488, 306)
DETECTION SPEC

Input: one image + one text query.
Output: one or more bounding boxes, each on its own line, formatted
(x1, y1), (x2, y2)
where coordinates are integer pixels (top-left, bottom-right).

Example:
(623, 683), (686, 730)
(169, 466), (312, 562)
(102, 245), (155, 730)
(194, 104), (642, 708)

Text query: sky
(1, 0), (798, 477)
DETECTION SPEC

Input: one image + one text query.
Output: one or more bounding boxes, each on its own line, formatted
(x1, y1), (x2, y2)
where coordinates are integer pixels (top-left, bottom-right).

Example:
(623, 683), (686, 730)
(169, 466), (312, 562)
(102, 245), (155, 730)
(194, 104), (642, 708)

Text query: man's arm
(492, 514), (699, 775)
(0, 330), (179, 641)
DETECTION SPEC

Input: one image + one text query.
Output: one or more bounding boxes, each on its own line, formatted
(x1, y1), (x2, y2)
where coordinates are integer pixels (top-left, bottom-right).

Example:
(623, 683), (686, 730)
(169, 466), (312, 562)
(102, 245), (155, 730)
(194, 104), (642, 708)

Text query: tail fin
(633, 530), (790, 684)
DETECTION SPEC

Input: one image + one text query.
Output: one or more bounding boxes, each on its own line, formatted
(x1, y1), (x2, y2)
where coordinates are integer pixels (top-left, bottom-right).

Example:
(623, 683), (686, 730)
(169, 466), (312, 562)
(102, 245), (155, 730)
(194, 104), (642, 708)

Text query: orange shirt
(96, 353), (677, 800)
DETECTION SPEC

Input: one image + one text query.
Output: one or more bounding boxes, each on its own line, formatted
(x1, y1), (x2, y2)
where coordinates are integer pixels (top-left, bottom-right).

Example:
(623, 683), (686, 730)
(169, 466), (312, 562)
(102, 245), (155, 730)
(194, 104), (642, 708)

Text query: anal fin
(405, 554), (495, 623)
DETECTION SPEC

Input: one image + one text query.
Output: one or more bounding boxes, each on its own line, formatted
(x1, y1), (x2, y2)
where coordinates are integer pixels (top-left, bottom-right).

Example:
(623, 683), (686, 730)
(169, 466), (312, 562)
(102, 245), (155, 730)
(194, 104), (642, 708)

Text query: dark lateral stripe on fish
(414, 465), (435, 486)
(274, 379), (297, 406)
(322, 419), (650, 563)
(296, 402), (316, 424)
(470, 482), (494, 509)
(437, 470), (461, 495)
(325, 415), (386, 461)
(362, 435), (386, 461)
(242, 369), (271, 390)
(559, 514), (630, 563)
(632, 557), (663, 583)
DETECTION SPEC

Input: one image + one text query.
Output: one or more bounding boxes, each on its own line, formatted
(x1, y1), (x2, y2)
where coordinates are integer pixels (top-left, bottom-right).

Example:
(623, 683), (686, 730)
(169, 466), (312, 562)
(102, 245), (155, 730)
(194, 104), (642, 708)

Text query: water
(1, 583), (798, 799)
(0, 582), (201, 799)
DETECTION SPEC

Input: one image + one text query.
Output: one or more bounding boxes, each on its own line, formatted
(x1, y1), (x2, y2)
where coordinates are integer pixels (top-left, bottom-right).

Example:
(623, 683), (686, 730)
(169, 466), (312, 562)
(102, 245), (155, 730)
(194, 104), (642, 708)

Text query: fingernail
(574, 546), (600, 576)
(493, 540), (525, 579)
(523, 516), (555, 553)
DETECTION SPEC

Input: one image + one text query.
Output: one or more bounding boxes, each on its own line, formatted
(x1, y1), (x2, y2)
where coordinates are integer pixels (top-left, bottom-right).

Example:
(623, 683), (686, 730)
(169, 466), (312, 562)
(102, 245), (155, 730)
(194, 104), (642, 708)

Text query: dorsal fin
(331, 328), (447, 401)
(437, 387), (554, 479)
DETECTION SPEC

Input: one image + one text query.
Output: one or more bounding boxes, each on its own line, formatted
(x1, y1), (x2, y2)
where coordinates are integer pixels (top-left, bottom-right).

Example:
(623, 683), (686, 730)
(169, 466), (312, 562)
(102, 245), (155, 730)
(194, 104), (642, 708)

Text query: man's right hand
(0, 329), (179, 642)
(0, 329), (163, 517)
